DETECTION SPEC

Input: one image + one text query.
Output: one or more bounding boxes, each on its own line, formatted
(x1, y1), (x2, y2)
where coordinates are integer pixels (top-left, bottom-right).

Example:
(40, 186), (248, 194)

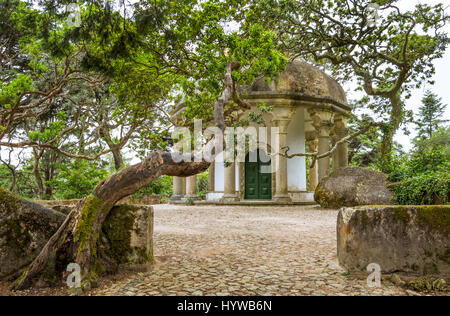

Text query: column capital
(271, 106), (296, 121)
(333, 115), (349, 138)
(308, 109), (333, 137)
(272, 118), (291, 134)
(305, 130), (319, 143)
(333, 113), (349, 122)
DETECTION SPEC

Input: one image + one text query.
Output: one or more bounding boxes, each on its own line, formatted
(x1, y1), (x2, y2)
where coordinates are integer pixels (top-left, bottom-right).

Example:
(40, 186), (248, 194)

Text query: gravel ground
(92, 204), (409, 296)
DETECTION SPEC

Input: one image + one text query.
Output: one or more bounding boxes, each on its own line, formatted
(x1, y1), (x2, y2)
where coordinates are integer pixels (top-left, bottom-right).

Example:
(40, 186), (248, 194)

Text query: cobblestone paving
(95, 204), (407, 296)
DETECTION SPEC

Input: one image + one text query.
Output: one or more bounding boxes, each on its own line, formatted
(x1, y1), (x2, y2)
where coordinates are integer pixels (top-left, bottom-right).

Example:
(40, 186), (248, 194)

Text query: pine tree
(415, 90), (448, 139)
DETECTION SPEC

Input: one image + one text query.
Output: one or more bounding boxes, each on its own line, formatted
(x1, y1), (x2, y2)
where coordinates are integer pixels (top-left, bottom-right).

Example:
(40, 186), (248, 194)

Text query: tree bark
(32, 149), (45, 200)
(111, 148), (124, 171)
(380, 93), (403, 172)
(13, 61), (241, 291)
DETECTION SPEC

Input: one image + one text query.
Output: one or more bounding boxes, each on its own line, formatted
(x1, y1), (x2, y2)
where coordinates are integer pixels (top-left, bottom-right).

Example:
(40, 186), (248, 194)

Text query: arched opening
(245, 149), (272, 200)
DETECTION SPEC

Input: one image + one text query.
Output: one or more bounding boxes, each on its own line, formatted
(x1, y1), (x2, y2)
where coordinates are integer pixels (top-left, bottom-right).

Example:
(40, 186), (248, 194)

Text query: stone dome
(246, 60), (349, 110)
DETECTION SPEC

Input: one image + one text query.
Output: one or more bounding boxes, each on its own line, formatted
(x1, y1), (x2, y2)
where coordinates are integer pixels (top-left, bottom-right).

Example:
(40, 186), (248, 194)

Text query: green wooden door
(245, 150), (272, 200)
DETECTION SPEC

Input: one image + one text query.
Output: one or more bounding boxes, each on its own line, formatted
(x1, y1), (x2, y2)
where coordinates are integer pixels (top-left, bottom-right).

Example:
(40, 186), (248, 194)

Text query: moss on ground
(407, 276), (448, 292)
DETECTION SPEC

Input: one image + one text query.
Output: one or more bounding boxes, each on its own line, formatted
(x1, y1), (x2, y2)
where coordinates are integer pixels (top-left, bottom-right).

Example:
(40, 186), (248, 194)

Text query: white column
(221, 162), (238, 202)
(273, 119), (292, 203)
(171, 176), (184, 201)
(333, 114), (349, 170)
(185, 175), (200, 200)
(305, 120), (319, 192)
(309, 109), (333, 182)
(208, 163), (215, 192)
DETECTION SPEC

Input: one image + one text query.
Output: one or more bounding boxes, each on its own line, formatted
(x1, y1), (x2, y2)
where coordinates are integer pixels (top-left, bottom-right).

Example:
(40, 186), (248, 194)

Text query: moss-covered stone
(337, 205), (450, 278)
(415, 206), (450, 236)
(102, 204), (154, 265)
(393, 207), (411, 225)
(0, 189), (66, 279)
(1, 190), (154, 282)
(0, 188), (20, 212)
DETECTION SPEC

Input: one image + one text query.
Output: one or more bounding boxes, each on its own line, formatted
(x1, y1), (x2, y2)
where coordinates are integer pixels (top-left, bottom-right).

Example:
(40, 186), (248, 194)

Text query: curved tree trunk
(380, 93), (403, 172)
(13, 61), (241, 291)
(111, 148), (124, 171)
(32, 149), (45, 200)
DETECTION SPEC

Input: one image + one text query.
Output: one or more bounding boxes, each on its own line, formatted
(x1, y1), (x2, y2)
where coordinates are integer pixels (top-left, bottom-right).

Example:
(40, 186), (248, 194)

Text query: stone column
(185, 175), (200, 200)
(330, 127), (340, 170)
(305, 120), (319, 192)
(208, 162), (215, 192)
(221, 162), (238, 202)
(181, 177), (186, 196)
(272, 118), (292, 203)
(333, 114), (349, 169)
(310, 109), (333, 182)
(171, 176), (184, 201)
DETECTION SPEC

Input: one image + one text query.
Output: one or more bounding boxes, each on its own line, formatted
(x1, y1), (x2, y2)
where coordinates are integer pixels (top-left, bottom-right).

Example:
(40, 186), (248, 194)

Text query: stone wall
(36, 195), (167, 210)
(337, 206), (450, 278)
(0, 189), (66, 278)
(0, 189), (154, 279)
(103, 204), (154, 264)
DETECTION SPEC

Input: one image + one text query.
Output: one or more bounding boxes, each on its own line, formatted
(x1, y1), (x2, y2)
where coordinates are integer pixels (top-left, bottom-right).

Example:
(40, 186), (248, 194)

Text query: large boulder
(0, 188), (66, 279)
(337, 206), (450, 278)
(0, 189), (154, 279)
(315, 167), (393, 208)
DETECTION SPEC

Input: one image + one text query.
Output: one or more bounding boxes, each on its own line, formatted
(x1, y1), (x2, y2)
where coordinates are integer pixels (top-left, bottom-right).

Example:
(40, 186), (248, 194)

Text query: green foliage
(389, 147), (450, 205)
(391, 172), (449, 205)
(414, 90), (448, 139)
(197, 171), (209, 197)
(0, 164), (11, 189)
(248, 0), (450, 168)
(133, 175), (173, 197)
(49, 160), (110, 200)
(348, 114), (381, 168)
(413, 127), (450, 152)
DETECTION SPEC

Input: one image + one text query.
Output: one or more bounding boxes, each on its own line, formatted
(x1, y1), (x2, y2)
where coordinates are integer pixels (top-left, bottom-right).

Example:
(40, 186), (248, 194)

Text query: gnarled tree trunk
(380, 93), (403, 172)
(13, 62), (241, 291)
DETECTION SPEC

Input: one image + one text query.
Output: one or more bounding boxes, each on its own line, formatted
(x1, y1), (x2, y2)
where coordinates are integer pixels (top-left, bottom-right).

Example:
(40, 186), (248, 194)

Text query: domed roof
(246, 60), (349, 110)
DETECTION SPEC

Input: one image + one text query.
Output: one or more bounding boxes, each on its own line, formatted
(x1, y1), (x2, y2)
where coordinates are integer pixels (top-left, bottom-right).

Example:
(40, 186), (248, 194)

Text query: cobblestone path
(95, 204), (406, 296)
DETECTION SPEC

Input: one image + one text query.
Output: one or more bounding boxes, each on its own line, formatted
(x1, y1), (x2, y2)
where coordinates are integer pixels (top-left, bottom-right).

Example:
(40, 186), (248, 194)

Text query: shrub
(133, 175), (173, 197)
(391, 171), (450, 205)
(50, 160), (110, 200)
(197, 171), (209, 198)
(389, 146), (450, 205)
